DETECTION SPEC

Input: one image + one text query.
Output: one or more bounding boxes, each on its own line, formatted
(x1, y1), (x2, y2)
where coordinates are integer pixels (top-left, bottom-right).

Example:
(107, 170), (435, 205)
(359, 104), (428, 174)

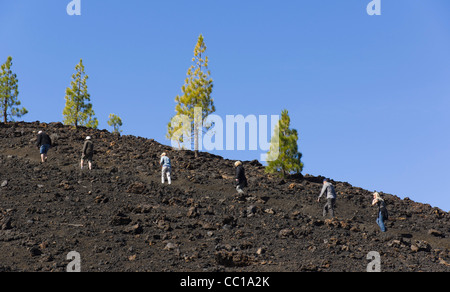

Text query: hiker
(317, 178), (337, 218)
(160, 153), (171, 185)
(235, 161), (248, 194)
(372, 192), (388, 232)
(36, 130), (52, 163)
(81, 136), (94, 170)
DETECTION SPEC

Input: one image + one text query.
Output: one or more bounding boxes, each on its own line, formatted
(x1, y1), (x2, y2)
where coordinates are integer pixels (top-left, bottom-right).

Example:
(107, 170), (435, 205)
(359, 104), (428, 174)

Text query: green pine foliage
(167, 34), (215, 156)
(166, 118), (187, 150)
(63, 59), (98, 129)
(266, 109), (304, 178)
(108, 113), (123, 134)
(0, 56), (28, 123)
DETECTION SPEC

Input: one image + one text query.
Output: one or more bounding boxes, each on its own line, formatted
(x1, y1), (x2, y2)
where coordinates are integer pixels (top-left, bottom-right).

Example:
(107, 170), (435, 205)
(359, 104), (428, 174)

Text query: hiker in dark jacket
(36, 131), (52, 163)
(235, 161), (248, 194)
(317, 178), (337, 218)
(81, 136), (94, 170)
(372, 192), (388, 232)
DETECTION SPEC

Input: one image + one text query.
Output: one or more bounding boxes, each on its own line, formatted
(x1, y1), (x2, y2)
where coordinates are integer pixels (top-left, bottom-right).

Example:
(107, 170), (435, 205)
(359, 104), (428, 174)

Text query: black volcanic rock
(0, 121), (448, 272)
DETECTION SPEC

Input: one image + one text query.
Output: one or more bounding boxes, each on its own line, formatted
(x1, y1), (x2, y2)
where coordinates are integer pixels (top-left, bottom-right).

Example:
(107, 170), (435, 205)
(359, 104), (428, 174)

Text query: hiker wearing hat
(317, 178), (337, 218)
(81, 136), (94, 170)
(372, 192), (388, 232)
(235, 161), (248, 194)
(160, 153), (172, 185)
(36, 130), (52, 163)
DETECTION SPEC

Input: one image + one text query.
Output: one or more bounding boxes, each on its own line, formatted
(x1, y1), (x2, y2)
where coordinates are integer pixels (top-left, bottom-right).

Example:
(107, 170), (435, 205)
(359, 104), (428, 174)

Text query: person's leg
(323, 201), (329, 217)
(85, 155), (92, 170)
(376, 216), (381, 231)
(44, 145), (49, 162)
(377, 212), (386, 232)
(40, 145), (47, 163)
(167, 168), (171, 185)
(330, 198), (336, 218)
(161, 167), (166, 184)
(81, 159), (84, 169)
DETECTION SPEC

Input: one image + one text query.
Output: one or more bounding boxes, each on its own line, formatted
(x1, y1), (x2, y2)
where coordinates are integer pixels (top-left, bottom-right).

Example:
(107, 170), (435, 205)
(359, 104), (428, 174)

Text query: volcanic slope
(0, 122), (449, 272)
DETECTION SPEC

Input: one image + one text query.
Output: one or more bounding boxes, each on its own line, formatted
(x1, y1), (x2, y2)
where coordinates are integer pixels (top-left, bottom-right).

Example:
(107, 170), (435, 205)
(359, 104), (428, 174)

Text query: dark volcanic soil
(0, 122), (449, 272)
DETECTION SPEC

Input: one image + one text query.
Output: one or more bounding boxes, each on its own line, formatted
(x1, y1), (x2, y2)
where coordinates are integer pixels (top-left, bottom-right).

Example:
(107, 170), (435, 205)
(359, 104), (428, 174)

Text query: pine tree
(168, 34), (215, 157)
(266, 110), (304, 178)
(107, 113), (123, 134)
(0, 56), (28, 123)
(166, 119), (187, 150)
(63, 59), (98, 129)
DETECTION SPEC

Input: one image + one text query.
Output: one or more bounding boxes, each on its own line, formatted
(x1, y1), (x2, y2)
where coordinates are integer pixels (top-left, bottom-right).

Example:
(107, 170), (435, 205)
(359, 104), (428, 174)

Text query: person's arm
(82, 142), (87, 155)
(318, 184), (327, 201)
(36, 134), (42, 147)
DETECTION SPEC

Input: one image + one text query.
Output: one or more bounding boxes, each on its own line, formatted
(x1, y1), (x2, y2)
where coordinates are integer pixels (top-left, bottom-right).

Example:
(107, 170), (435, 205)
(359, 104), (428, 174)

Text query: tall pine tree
(63, 59), (98, 129)
(0, 56), (28, 123)
(266, 110), (304, 178)
(167, 34), (215, 157)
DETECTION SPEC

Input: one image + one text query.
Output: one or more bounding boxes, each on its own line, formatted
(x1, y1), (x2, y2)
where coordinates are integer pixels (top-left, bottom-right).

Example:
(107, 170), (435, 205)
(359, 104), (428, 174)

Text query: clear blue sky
(1, 1), (449, 211)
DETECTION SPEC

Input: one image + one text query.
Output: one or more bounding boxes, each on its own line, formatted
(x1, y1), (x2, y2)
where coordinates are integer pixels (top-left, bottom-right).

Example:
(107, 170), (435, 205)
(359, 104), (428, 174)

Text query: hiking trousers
(162, 166), (171, 184)
(377, 211), (387, 232)
(323, 198), (336, 218)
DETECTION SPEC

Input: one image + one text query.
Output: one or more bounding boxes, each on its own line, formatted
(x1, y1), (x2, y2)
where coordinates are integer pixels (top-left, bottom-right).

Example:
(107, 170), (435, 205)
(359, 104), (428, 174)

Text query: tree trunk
(3, 79), (8, 123)
(3, 99), (7, 123)
(194, 124), (199, 158)
(194, 107), (202, 158)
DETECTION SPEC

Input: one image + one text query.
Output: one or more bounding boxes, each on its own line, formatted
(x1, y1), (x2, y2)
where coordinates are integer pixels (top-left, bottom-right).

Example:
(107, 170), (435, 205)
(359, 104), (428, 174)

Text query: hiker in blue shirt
(372, 192), (388, 232)
(160, 152), (172, 185)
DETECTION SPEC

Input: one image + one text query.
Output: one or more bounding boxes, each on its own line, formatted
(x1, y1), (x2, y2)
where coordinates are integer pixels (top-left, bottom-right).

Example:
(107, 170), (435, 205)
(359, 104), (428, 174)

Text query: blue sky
(1, 1), (449, 211)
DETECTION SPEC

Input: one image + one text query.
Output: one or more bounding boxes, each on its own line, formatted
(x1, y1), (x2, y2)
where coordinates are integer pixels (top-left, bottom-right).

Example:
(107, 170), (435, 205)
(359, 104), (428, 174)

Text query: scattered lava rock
(0, 122), (448, 272)
(111, 212), (132, 226)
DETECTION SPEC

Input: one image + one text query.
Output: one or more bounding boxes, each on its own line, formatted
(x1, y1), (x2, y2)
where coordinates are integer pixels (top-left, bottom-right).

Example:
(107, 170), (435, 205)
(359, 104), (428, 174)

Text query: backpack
(85, 141), (94, 155)
(380, 201), (389, 220)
